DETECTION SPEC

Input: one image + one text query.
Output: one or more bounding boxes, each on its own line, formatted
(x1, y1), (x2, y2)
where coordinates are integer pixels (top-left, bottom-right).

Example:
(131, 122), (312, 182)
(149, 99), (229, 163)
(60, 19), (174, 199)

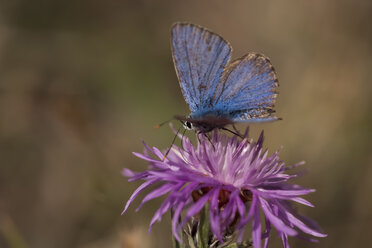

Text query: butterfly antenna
(221, 127), (244, 139)
(154, 118), (174, 129)
(162, 126), (182, 161)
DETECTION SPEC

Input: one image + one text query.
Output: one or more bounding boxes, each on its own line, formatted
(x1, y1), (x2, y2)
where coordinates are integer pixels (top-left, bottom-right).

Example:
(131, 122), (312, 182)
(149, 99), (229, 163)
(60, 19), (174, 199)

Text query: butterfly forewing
(171, 23), (232, 113)
(212, 53), (279, 122)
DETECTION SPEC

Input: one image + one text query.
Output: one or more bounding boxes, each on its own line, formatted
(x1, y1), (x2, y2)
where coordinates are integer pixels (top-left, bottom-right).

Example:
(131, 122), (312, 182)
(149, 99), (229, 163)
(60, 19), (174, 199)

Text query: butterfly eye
(184, 121), (193, 130)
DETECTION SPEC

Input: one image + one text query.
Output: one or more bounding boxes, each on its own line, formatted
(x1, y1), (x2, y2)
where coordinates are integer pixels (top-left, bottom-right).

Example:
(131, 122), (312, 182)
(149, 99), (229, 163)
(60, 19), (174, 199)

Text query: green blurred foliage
(0, 0), (371, 247)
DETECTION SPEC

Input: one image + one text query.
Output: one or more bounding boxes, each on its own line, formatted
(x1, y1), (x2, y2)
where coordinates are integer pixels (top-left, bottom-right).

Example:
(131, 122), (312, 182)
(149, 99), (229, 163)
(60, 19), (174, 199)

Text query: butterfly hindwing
(212, 53), (279, 122)
(171, 23), (232, 113)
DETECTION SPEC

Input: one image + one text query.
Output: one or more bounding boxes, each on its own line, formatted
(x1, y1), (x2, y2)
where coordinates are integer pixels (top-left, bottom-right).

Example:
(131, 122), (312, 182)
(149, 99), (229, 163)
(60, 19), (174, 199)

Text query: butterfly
(171, 22), (280, 134)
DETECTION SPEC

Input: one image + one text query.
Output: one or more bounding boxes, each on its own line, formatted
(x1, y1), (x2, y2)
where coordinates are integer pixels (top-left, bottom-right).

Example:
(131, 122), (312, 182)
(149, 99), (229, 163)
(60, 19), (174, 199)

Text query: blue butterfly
(171, 23), (280, 133)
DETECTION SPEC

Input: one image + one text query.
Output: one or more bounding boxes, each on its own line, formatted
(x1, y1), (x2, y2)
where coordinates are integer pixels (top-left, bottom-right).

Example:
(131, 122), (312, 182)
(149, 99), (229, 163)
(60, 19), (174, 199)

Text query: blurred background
(0, 0), (371, 247)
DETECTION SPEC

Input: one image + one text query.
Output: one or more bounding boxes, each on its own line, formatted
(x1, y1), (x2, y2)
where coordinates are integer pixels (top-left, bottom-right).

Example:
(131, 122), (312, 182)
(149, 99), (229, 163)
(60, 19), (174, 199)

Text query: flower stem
(197, 203), (210, 248)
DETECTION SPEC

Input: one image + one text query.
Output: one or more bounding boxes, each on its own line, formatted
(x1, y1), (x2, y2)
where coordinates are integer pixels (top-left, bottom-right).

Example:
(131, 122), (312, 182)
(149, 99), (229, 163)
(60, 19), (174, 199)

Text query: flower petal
(209, 189), (223, 242)
(122, 168), (136, 177)
(172, 202), (186, 242)
(178, 190), (213, 233)
(263, 216), (271, 248)
(136, 183), (179, 211)
(122, 179), (156, 214)
(278, 202), (327, 237)
(259, 197), (297, 236)
(252, 199), (261, 248)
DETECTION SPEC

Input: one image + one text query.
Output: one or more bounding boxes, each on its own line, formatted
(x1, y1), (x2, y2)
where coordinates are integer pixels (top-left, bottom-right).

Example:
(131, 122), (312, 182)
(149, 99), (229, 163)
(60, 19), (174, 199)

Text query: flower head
(123, 129), (326, 247)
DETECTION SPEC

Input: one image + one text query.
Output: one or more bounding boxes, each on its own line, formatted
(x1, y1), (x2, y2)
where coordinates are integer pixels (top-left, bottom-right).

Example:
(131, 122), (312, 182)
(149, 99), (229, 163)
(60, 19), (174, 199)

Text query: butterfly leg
(221, 127), (244, 139)
(201, 132), (215, 150)
(232, 124), (245, 137)
(196, 131), (202, 144)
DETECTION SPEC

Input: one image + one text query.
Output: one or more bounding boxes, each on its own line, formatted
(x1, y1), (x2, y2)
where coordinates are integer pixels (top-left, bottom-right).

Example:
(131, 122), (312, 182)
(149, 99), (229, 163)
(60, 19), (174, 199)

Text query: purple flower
(122, 129), (326, 247)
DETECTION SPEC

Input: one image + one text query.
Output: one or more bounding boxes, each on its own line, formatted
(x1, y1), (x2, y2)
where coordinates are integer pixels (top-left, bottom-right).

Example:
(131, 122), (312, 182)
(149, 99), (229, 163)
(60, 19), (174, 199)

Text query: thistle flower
(122, 129), (326, 247)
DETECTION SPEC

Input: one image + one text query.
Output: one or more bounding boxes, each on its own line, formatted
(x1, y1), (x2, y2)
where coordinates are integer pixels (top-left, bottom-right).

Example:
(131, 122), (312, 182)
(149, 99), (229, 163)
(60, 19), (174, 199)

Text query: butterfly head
(181, 119), (212, 133)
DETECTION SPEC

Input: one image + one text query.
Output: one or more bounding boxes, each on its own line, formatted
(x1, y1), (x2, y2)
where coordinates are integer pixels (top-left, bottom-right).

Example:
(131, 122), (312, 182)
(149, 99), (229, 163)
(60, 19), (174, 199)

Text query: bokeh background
(0, 0), (371, 247)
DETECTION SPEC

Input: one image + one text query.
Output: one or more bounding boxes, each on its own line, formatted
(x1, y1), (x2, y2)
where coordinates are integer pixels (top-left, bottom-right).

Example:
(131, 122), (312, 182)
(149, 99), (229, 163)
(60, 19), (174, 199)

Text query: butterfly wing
(211, 53), (279, 122)
(171, 23), (232, 113)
